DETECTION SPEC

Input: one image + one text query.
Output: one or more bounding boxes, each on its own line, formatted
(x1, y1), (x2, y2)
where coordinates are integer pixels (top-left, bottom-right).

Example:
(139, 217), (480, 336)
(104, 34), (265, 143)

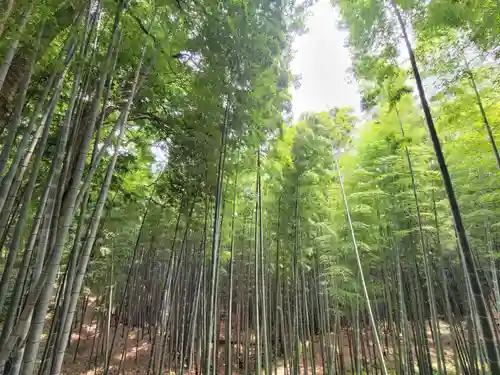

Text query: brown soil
(59, 298), (457, 375)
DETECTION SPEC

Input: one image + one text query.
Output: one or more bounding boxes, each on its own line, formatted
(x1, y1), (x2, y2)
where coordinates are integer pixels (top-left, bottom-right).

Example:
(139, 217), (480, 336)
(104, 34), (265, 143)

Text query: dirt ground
(61, 323), (457, 374)
(58, 297), (458, 375)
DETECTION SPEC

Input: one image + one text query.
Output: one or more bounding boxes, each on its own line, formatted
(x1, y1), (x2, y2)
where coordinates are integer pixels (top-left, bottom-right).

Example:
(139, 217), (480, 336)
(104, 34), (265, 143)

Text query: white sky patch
(291, 0), (360, 120)
(151, 140), (169, 172)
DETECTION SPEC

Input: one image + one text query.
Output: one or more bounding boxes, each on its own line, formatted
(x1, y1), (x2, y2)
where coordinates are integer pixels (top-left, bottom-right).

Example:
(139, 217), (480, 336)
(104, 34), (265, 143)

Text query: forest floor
(60, 325), (457, 375)
(57, 298), (457, 375)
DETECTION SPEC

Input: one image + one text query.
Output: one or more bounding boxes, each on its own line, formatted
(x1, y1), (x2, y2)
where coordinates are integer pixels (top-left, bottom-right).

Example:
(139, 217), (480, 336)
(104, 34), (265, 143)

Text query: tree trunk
(391, 3), (500, 373)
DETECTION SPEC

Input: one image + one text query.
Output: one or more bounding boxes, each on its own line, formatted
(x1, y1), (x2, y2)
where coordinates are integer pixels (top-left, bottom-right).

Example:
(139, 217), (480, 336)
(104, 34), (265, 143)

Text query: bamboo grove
(0, 0), (499, 374)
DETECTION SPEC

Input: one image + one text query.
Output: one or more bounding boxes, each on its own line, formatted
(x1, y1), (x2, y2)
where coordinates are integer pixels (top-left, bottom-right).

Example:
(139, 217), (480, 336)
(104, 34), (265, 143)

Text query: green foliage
(2, 0), (500, 371)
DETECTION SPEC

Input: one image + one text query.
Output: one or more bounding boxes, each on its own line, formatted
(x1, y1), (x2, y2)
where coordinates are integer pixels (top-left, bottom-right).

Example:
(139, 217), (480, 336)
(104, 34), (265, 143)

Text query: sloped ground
(60, 303), (458, 375)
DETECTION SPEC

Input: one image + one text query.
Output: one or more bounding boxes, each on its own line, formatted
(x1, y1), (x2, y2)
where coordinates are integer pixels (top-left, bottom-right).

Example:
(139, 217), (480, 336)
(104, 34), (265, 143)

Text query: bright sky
(291, 0), (360, 119)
